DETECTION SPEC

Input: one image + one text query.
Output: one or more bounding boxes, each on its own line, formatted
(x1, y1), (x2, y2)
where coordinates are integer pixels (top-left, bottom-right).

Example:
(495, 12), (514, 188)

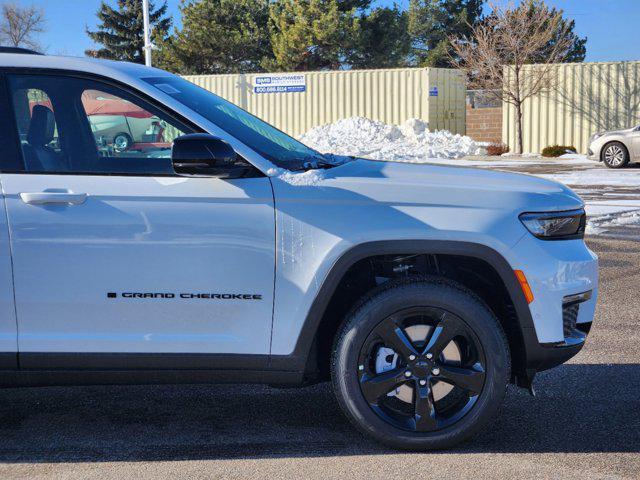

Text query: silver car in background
(588, 125), (640, 168)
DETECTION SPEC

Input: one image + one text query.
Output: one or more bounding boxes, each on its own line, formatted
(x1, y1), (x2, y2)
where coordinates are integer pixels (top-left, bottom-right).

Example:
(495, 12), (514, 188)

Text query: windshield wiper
(288, 154), (355, 171)
(301, 153), (357, 170)
(302, 158), (336, 170)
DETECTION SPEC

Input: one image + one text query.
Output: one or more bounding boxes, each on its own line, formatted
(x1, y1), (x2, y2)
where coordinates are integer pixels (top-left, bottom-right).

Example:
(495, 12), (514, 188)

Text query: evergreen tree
(518, 0), (586, 63)
(336, 0), (371, 11)
(348, 6), (410, 69)
(408, 0), (483, 67)
(266, 0), (360, 71)
(86, 0), (171, 63)
(156, 0), (272, 74)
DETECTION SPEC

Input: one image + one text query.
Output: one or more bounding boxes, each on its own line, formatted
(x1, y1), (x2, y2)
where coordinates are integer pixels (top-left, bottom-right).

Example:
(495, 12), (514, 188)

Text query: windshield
(142, 75), (323, 169)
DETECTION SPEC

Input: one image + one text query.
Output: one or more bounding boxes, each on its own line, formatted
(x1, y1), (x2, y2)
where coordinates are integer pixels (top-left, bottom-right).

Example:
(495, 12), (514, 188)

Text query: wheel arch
(271, 240), (539, 383)
(600, 139), (630, 161)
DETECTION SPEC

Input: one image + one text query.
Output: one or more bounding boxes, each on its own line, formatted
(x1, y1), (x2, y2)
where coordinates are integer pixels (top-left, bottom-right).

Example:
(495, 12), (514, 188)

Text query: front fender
(269, 240), (537, 374)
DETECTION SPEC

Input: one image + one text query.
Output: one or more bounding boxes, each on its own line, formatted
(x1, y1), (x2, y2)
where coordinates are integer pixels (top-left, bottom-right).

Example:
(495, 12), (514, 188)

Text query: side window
(7, 74), (192, 175)
(11, 87), (69, 172)
(81, 89), (185, 162)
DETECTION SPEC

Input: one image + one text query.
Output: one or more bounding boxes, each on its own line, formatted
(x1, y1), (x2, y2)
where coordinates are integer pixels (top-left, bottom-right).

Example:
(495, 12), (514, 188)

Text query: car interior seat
(23, 105), (65, 172)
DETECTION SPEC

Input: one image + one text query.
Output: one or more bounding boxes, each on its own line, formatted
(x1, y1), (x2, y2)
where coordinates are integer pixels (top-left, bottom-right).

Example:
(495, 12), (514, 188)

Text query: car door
(0, 72), (276, 369)
(0, 82), (19, 369)
(631, 127), (640, 157)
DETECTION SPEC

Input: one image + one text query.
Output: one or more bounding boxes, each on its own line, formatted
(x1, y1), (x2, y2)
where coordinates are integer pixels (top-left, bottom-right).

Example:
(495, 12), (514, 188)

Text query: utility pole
(142, 0), (152, 67)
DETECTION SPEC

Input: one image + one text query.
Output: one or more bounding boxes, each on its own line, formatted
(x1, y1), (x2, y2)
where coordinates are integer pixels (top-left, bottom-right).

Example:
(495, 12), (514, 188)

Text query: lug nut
(405, 371), (412, 377)
(426, 353), (433, 360)
(431, 367), (440, 376)
(408, 355), (416, 361)
(419, 379), (427, 386)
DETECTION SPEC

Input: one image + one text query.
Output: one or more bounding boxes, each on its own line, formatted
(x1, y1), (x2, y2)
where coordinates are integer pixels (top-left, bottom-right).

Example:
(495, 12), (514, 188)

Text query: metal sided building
(183, 68), (466, 138)
(503, 61), (640, 153)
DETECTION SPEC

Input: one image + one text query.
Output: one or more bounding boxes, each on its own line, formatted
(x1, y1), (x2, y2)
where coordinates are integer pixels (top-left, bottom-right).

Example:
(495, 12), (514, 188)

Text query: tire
(331, 277), (510, 450)
(113, 132), (133, 152)
(602, 141), (629, 168)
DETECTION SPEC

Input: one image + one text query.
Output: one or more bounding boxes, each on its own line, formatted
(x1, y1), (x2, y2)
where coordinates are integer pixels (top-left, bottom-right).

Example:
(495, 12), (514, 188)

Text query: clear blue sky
(19, 0), (640, 62)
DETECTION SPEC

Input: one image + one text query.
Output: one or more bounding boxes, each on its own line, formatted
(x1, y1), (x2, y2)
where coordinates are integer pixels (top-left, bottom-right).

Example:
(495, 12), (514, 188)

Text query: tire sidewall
(114, 133), (132, 151)
(602, 141), (629, 168)
(332, 280), (509, 450)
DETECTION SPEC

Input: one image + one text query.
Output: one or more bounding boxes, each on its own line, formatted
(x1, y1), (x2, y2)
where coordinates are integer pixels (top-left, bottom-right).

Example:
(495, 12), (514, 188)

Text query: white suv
(0, 50), (598, 450)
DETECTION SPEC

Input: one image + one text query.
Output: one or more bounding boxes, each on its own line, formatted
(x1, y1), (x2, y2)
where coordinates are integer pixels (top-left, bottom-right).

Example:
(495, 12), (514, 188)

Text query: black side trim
(0, 369), (303, 388)
(0, 352), (17, 369)
(270, 240), (540, 373)
(19, 352), (271, 371)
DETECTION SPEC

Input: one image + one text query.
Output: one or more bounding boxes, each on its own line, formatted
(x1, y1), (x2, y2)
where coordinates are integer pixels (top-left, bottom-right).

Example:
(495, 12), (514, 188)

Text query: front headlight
(519, 209), (586, 240)
(589, 132), (604, 143)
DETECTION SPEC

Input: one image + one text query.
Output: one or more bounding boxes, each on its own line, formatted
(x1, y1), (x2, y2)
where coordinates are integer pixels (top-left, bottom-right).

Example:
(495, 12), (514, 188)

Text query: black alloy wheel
(331, 278), (510, 450)
(358, 306), (486, 432)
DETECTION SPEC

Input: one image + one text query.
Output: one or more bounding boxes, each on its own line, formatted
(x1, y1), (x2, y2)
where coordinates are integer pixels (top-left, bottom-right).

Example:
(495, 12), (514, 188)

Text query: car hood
(597, 126), (636, 138)
(293, 158), (584, 213)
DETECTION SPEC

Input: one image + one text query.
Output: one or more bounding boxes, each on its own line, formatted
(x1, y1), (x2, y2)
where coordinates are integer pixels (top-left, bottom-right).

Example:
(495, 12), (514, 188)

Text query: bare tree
(451, 1), (577, 153)
(0, 2), (45, 51)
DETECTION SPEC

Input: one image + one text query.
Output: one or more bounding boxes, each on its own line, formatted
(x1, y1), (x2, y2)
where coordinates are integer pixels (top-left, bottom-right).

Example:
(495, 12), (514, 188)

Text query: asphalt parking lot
(0, 236), (638, 479)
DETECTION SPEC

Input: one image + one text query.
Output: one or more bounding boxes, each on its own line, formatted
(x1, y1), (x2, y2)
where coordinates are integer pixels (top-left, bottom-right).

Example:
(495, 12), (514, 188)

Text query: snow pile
(299, 117), (484, 161)
(559, 153), (588, 160)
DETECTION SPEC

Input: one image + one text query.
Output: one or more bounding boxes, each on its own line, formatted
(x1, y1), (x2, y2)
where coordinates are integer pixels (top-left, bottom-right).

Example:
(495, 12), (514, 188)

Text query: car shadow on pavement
(0, 363), (638, 463)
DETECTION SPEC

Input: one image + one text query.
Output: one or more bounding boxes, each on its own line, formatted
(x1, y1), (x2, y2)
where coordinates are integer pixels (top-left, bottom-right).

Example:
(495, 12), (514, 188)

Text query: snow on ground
(536, 162), (640, 235)
(586, 208), (640, 235)
(539, 168), (640, 187)
(420, 154), (593, 167)
(299, 117), (484, 160)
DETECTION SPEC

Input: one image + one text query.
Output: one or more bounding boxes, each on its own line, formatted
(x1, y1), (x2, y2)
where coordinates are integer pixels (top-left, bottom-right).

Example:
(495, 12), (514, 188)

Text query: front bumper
(524, 309), (592, 372)
(587, 141), (603, 161)
(509, 233), (598, 372)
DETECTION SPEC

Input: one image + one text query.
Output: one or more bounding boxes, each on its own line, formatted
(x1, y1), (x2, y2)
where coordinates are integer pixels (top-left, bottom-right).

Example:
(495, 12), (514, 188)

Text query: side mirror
(172, 133), (242, 177)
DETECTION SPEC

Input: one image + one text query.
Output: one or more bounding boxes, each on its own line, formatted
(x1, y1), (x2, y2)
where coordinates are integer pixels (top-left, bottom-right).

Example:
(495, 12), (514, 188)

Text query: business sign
(429, 86), (439, 97)
(253, 74), (306, 94)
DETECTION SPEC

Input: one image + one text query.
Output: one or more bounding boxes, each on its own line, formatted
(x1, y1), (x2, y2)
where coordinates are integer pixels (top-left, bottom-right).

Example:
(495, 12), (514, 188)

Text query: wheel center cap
(412, 359), (431, 377)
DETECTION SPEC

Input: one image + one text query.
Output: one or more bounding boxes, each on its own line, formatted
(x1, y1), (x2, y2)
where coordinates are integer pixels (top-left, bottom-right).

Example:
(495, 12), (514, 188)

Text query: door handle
(19, 192), (88, 206)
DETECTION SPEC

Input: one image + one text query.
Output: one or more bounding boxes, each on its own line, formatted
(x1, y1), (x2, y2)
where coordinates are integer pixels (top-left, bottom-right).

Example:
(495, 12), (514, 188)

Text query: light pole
(142, 0), (152, 67)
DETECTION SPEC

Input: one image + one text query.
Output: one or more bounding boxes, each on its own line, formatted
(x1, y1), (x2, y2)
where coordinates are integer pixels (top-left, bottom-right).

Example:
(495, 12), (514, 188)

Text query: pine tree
(266, 0), (360, 71)
(336, 0), (371, 10)
(348, 6), (410, 69)
(518, 0), (586, 63)
(86, 0), (171, 63)
(156, 0), (272, 74)
(408, 0), (483, 68)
